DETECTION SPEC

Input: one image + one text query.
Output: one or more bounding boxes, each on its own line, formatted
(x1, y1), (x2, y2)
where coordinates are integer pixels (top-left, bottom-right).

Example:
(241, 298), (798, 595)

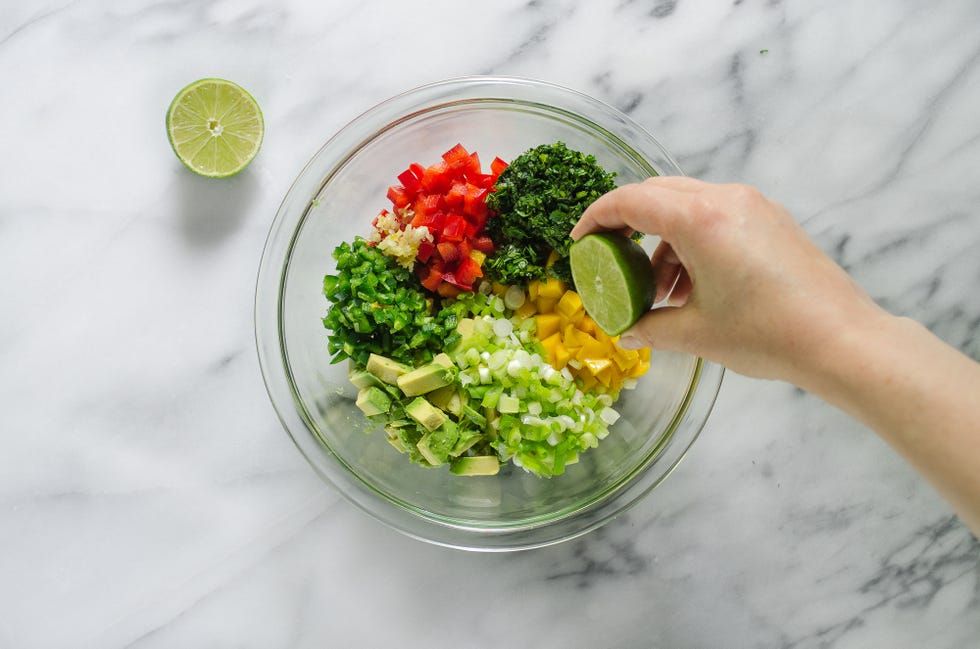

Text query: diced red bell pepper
(467, 173), (495, 189)
(397, 169), (421, 194)
(441, 143), (470, 169)
(440, 214), (467, 242)
(416, 239), (435, 263)
(412, 193), (442, 219)
(410, 162), (426, 182)
(444, 181), (467, 209)
(387, 184), (412, 209)
(471, 235), (495, 253)
(453, 256), (483, 287)
(436, 241), (461, 263)
(420, 266), (443, 292)
(490, 156), (508, 177)
(421, 161), (452, 193)
(462, 185), (489, 219)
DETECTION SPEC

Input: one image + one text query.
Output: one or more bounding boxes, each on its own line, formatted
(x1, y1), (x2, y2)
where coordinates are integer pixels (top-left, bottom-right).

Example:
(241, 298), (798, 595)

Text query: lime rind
(166, 78), (264, 178)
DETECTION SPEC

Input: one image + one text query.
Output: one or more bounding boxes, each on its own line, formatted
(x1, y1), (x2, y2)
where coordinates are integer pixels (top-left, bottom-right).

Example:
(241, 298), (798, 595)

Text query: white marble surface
(2, 0), (979, 647)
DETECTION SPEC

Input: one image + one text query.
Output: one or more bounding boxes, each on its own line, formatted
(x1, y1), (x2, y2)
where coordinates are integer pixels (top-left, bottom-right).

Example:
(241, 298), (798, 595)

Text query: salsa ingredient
(380, 143), (507, 295)
(485, 141), (617, 287)
(569, 232), (657, 336)
(322, 238), (461, 367)
(166, 78), (264, 178)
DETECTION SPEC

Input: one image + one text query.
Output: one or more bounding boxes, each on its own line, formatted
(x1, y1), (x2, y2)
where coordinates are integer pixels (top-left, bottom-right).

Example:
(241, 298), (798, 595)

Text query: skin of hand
(571, 177), (885, 384)
(571, 177), (980, 536)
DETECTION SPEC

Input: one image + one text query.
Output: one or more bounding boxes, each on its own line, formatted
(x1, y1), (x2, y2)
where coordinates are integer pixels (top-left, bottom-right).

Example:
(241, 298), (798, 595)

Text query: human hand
(570, 177), (885, 382)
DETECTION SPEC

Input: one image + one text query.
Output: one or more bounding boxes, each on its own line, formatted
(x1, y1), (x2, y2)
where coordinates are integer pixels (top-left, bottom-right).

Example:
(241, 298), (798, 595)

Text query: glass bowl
(255, 76), (723, 551)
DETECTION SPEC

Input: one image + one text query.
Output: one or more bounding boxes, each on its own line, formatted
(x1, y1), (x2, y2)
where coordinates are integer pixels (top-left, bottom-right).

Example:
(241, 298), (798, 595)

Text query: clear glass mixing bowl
(255, 76), (723, 551)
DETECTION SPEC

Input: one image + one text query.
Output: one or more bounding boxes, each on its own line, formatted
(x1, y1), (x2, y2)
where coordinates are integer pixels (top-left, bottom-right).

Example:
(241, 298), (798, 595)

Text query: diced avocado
(416, 421), (460, 466)
(461, 404), (487, 428)
(450, 429), (483, 456)
(456, 317), (476, 338)
(355, 386), (391, 416)
(427, 384), (458, 410)
(349, 368), (381, 389)
(397, 358), (457, 397)
(450, 456), (500, 476)
(405, 397), (447, 431)
(497, 394), (520, 414)
(431, 352), (454, 369)
(385, 432), (410, 454)
(366, 353), (412, 385)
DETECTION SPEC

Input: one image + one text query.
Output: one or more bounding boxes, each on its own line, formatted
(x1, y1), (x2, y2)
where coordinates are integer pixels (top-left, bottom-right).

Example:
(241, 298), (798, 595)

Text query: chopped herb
(485, 142), (617, 288)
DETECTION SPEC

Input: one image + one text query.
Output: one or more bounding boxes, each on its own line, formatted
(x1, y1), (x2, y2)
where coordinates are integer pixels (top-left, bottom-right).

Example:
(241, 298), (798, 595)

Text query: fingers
(618, 304), (701, 355)
(571, 178), (700, 241)
(650, 240), (684, 303)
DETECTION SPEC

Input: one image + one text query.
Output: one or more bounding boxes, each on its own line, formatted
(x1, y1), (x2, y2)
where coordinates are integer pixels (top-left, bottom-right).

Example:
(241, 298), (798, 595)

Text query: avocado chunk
(456, 317), (476, 338)
(349, 365), (381, 389)
(416, 421), (460, 466)
(355, 386), (391, 416)
(405, 396), (447, 431)
(450, 456), (500, 476)
(397, 356), (457, 397)
(461, 404), (487, 428)
(366, 353), (412, 386)
(427, 384), (458, 410)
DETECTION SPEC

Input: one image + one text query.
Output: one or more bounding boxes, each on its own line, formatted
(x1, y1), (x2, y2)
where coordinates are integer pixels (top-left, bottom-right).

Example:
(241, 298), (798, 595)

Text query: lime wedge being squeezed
(569, 232), (656, 336)
(166, 78), (264, 177)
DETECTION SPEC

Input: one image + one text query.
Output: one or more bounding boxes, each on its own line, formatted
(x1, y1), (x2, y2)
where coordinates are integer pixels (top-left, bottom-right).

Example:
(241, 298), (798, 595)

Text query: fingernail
(618, 334), (644, 350)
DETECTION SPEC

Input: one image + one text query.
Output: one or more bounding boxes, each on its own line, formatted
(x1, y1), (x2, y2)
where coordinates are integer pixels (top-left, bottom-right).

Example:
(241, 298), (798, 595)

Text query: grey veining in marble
(1, 1), (979, 648)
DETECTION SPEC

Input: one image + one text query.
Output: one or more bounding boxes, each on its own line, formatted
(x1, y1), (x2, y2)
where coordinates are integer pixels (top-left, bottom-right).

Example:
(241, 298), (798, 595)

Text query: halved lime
(166, 78), (264, 178)
(569, 233), (656, 336)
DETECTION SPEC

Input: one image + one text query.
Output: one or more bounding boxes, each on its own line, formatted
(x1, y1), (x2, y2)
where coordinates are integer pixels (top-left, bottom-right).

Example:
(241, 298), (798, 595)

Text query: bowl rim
(255, 75), (724, 551)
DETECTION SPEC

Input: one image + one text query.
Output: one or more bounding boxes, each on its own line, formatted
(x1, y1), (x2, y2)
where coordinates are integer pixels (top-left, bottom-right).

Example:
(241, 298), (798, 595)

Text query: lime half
(569, 233), (656, 336)
(166, 78), (264, 177)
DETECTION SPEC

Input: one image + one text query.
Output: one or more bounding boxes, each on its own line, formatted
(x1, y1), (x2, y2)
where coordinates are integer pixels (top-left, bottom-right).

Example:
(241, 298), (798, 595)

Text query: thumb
(616, 305), (702, 355)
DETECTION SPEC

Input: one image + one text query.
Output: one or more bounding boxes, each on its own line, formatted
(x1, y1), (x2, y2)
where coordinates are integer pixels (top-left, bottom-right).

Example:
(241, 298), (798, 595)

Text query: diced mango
(554, 343), (573, 369)
(528, 279), (540, 300)
(537, 278), (566, 299)
(546, 249), (561, 266)
(638, 347), (651, 361)
(469, 249), (487, 266)
(583, 358), (612, 376)
(629, 360), (651, 378)
(491, 281), (508, 296)
(556, 291), (583, 320)
(536, 297), (558, 314)
(563, 324), (582, 349)
(536, 313), (561, 340)
(579, 315), (596, 335)
(539, 331), (562, 356)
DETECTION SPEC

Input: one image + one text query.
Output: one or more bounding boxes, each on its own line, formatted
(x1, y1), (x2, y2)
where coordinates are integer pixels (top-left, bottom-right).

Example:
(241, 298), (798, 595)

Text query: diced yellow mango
(578, 373), (598, 390)
(546, 249), (561, 266)
(611, 350), (634, 372)
(638, 347), (651, 361)
(536, 297), (558, 314)
(536, 313), (561, 340)
(629, 360), (651, 378)
(583, 358), (612, 376)
(540, 331), (562, 356)
(528, 279), (540, 300)
(469, 249), (487, 266)
(579, 315), (596, 335)
(563, 324), (582, 349)
(554, 343), (573, 369)
(556, 291), (583, 320)
(491, 282), (508, 296)
(578, 335), (606, 360)
(515, 300), (537, 320)
(537, 278), (566, 299)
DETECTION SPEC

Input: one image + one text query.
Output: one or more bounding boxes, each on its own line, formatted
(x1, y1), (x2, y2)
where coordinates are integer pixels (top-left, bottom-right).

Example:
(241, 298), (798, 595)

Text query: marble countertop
(2, 1), (979, 647)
